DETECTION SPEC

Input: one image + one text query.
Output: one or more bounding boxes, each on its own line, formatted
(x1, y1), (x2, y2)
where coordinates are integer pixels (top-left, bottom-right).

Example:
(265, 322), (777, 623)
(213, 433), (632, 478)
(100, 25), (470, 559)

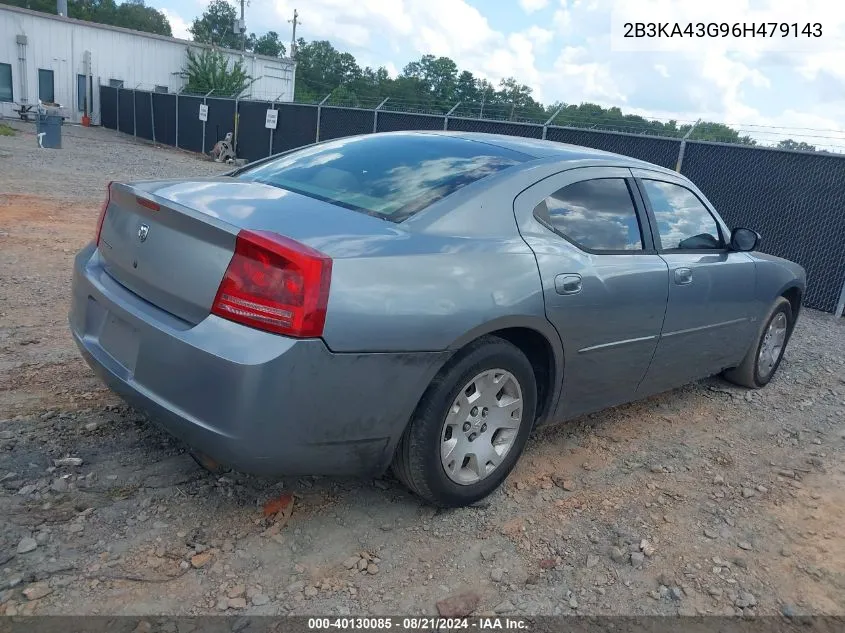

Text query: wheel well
(782, 287), (802, 321)
(488, 327), (556, 424)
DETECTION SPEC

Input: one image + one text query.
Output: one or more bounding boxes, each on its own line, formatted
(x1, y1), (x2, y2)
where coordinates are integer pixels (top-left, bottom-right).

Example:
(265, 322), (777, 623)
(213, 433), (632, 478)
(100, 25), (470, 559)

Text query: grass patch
(0, 123), (16, 136)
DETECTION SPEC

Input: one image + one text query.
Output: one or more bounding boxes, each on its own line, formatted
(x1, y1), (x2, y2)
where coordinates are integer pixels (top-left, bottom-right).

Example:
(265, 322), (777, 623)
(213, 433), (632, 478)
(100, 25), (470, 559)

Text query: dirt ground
(1, 121), (844, 618)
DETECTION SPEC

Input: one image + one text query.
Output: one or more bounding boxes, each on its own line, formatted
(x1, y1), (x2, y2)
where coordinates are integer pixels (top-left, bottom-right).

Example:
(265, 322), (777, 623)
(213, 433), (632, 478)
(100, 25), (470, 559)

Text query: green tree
(182, 47), (252, 96)
(189, 0), (240, 49)
(250, 31), (286, 57)
(777, 139), (816, 152)
(294, 39), (362, 99)
(114, 0), (171, 36)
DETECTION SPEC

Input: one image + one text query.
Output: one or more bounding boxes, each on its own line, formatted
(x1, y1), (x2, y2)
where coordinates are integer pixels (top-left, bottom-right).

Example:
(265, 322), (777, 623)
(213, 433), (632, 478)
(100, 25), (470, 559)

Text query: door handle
(555, 273), (582, 295)
(674, 267), (693, 285)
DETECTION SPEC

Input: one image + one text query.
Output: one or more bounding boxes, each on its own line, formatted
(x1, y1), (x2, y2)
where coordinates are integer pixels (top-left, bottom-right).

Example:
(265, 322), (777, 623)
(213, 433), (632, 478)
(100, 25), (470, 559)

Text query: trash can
(35, 114), (62, 149)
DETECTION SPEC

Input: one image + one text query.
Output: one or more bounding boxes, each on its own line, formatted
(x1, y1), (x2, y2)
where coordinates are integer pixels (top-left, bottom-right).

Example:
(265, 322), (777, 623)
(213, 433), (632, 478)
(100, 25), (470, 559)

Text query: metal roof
(0, 4), (295, 66)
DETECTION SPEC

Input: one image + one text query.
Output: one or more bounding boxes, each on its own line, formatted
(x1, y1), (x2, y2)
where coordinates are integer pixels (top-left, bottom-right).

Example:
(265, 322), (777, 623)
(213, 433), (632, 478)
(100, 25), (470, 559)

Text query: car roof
(382, 130), (675, 173)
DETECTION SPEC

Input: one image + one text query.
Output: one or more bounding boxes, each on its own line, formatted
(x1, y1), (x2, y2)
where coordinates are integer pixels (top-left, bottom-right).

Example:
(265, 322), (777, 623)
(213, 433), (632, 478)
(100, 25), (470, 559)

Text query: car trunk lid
(96, 178), (402, 325)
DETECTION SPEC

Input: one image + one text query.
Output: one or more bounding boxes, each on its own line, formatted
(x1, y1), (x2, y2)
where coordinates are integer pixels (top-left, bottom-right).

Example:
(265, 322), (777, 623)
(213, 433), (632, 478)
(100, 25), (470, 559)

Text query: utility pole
(240, 0), (246, 51)
(289, 9), (300, 58)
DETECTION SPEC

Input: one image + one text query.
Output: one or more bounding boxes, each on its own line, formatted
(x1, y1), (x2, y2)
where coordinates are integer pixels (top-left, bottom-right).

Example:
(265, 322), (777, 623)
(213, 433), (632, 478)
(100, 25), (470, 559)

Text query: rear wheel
(392, 336), (536, 507)
(724, 297), (793, 389)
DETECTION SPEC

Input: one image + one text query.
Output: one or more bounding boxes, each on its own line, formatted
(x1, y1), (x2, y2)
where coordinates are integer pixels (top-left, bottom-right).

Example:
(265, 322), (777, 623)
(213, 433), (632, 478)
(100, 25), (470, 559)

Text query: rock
(781, 604), (796, 618)
(494, 600), (515, 614)
(631, 552), (645, 566)
(356, 558), (368, 571)
(480, 546), (500, 562)
(287, 581), (305, 593)
(53, 457), (83, 467)
(539, 558), (556, 570)
(669, 587), (683, 601)
(491, 568), (505, 582)
(640, 540), (656, 557)
(650, 465), (665, 473)
(586, 554), (600, 568)
(708, 587), (723, 597)
(190, 553), (212, 568)
(344, 556), (360, 570)
(304, 586), (318, 598)
(610, 546), (628, 563)
(780, 546), (792, 557)
(216, 598), (229, 611)
(756, 485), (767, 493)
(658, 585), (670, 599)
(704, 528), (718, 539)
(17, 537), (37, 554)
(737, 541), (753, 551)
(552, 475), (575, 491)
(23, 582), (51, 601)
(569, 597), (579, 609)
(366, 564), (379, 575)
(741, 488), (756, 499)
(436, 591), (480, 617)
(251, 593), (269, 606)
(734, 592), (757, 608)
(713, 475), (724, 484)
(227, 585), (245, 598)
(84, 422), (99, 432)
(17, 484), (38, 496)
(657, 572), (674, 587)
(227, 597), (246, 609)
(50, 477), (70, 493)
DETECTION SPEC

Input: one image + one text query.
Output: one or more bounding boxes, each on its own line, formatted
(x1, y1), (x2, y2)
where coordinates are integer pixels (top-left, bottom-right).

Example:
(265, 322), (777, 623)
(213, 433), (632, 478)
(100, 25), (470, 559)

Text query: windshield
(237, 133), (529, 223)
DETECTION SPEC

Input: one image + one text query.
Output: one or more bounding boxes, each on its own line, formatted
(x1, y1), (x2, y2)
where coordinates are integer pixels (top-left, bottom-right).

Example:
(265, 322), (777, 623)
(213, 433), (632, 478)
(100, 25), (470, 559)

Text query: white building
(0, 4), (296, 124)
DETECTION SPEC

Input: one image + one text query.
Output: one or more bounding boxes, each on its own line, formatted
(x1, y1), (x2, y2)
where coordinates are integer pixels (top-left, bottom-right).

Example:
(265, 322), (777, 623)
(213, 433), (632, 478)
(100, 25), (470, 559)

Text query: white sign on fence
(265, 109), (278, 129)
(198, 104), (208, 122)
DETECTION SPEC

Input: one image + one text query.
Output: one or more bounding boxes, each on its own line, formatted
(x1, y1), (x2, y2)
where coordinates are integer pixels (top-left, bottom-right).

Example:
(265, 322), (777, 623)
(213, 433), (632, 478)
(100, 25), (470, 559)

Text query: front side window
(109, 79), (124, 89)
(38, 69), (54, 103)
(641, 179), (723, 250)
(238, 134), (529, 223)
(533, 178), (644, 251)
(0, 63), (12, 103)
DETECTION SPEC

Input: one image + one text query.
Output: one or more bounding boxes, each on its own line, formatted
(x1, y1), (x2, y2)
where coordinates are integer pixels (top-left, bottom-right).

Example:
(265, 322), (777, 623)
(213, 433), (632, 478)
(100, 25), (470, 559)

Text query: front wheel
(392, 336), (537, 507)
(723, 297), (793, 389)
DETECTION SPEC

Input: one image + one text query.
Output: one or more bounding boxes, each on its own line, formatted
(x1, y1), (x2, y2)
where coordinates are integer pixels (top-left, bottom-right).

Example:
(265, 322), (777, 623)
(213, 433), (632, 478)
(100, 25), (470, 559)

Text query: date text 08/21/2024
(306, 617), (530, 630)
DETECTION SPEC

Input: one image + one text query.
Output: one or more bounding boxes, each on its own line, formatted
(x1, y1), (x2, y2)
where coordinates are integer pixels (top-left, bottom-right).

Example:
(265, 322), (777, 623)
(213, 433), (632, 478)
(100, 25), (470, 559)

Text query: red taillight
(95, 181), (113, 246)
(211, 230), (332, 338)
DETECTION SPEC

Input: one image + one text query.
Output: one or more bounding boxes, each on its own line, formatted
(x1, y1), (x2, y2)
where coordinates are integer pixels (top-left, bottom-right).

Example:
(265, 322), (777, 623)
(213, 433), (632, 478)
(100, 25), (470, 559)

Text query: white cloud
(654, 64), (669, 78)
(160, 8), (191, 40)
(519, 0), (549, 13)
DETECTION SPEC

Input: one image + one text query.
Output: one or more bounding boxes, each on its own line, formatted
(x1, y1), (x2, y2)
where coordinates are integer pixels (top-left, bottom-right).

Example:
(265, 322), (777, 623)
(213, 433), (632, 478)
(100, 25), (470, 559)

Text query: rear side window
(641, 179), (723, 250)
(237, 134), (528, 222)
(534, 178), (644, 252)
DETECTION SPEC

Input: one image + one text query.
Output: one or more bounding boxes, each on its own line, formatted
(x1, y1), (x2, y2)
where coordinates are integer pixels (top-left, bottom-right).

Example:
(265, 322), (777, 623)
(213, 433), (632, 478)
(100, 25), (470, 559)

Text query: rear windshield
(237, 133), (529, 222)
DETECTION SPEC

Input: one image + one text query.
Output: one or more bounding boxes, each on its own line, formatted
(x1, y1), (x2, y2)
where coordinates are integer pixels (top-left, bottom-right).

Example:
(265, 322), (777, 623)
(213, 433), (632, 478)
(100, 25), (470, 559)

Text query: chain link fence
(98, 85), (845, 314)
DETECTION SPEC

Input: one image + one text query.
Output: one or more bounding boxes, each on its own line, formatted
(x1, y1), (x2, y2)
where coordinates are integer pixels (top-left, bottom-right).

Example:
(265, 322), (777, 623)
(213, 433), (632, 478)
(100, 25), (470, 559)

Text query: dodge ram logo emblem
(137, 223), (150, 242)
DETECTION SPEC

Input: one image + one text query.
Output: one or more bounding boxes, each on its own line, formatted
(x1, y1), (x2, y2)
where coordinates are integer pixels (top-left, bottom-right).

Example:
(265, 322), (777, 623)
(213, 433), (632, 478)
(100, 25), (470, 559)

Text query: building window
(154, 85), (168, 93)
(0, 63), (12, 102)
(109, 79), (124, 89)
(38, 68), (54, 103)
(77, 74), (93, 112)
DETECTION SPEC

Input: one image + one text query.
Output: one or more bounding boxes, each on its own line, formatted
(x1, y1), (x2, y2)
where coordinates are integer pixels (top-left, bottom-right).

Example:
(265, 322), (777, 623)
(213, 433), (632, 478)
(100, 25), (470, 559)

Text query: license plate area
(98, 310), (140, 374)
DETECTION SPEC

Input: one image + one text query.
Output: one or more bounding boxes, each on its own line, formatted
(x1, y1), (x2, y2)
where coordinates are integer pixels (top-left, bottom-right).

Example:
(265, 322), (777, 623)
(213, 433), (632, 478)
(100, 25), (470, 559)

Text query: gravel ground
(1, 121), (844, 618)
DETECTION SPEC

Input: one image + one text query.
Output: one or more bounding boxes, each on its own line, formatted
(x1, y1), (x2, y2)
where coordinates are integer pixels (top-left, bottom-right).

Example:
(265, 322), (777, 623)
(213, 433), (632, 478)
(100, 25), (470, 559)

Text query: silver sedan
(69, 132), (806, 506)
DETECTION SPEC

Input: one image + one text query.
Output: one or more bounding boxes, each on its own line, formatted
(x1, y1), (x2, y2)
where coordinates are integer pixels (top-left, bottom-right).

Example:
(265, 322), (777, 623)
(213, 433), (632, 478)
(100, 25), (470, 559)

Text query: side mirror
(730, 227), (760, 252)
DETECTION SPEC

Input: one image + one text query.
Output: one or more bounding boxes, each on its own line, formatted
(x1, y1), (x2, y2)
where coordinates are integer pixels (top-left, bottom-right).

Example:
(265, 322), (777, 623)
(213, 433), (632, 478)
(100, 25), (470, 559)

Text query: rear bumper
(69, 243), (449, 476)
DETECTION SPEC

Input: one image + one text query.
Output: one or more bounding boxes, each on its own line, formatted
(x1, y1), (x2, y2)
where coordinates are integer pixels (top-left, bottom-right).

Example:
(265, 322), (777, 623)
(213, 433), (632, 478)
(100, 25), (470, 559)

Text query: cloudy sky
(152, 0), (845, 146)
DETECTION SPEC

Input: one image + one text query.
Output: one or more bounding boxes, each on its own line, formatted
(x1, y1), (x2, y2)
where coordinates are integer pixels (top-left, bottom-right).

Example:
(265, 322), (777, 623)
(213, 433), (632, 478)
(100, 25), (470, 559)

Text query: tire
(392, 336), (537, 507)
(723, 297), (793, 389)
